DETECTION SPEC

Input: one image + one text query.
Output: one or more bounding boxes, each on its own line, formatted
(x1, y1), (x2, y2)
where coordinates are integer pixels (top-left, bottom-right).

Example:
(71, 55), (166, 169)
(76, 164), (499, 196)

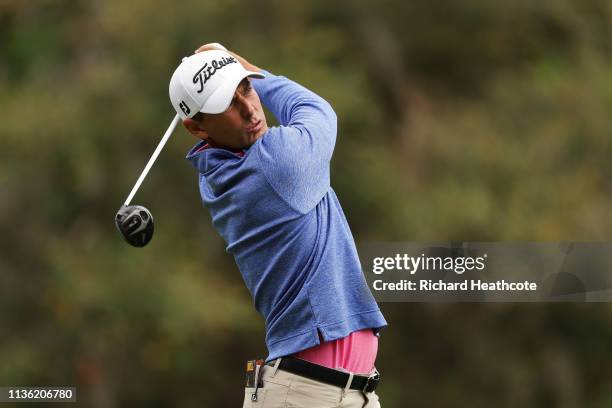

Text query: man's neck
(200, 140), (245, 156)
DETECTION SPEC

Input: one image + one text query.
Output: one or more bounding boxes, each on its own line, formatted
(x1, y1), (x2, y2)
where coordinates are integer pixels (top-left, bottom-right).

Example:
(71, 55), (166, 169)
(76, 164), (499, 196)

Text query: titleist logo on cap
(193, 56), (238, 93)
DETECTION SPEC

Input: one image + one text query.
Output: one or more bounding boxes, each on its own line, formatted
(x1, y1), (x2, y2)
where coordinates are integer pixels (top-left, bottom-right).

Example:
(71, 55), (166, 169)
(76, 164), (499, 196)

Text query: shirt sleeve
(252, 70), (337, 214)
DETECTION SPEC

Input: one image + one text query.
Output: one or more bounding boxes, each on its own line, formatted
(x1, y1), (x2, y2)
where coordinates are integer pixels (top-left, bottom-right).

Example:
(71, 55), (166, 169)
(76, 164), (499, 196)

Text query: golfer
(169, 43), (387, 407)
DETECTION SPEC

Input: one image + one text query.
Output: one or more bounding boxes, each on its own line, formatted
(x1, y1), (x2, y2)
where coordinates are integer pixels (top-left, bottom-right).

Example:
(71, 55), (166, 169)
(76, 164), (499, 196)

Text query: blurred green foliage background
(1, 0), (612, 406)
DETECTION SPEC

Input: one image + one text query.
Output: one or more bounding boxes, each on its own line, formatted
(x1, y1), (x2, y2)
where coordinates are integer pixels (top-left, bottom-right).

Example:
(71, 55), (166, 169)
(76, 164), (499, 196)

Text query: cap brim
(200, 70), (265, 114)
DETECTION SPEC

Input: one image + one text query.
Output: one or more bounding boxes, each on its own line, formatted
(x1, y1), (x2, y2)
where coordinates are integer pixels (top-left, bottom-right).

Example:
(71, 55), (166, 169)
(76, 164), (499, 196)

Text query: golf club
(115, 113), (181, 247)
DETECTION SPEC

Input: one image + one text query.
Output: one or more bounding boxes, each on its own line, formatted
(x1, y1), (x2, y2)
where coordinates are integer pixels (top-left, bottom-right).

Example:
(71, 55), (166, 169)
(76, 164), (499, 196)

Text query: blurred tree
(1, 0), (611, 406)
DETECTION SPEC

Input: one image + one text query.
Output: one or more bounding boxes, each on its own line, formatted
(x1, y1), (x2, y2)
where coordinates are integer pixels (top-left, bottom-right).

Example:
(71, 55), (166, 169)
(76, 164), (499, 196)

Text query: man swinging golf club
(169, 43), (387, 407)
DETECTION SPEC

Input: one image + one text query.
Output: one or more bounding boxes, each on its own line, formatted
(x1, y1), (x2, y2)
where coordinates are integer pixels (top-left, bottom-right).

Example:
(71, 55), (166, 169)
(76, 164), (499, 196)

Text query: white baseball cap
(169, 50), (265, 119)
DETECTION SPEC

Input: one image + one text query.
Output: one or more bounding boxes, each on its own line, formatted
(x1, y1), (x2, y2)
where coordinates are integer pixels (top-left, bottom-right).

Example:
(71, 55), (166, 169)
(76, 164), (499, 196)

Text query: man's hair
(192, 112), (205, 123)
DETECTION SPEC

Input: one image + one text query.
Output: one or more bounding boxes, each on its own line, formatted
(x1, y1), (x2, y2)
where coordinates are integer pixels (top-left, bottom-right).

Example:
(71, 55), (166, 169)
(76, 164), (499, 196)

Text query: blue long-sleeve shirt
(186, 70), (387, 361)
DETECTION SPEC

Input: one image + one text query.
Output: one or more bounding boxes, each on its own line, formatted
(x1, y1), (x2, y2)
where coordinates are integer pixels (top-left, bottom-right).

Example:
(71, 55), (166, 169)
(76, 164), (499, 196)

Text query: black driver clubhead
(115, 205), (154, 247)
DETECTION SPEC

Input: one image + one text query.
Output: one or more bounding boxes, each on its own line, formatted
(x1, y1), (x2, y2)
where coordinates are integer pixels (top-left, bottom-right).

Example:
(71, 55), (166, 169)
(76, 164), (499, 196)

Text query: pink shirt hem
(293, 328), (378, 374)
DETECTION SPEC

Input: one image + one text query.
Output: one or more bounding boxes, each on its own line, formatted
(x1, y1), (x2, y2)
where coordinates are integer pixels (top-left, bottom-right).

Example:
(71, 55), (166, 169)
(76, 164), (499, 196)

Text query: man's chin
(246, 129), (265, 146)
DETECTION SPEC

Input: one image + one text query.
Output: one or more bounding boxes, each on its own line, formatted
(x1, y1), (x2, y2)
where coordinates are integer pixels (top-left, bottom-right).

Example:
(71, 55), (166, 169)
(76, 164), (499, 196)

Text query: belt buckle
(362, 370), (380, 393)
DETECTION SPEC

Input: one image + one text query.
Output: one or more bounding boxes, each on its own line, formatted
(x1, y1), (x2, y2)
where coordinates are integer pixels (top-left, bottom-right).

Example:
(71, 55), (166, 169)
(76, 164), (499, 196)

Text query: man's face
(185, 78), (268, 150)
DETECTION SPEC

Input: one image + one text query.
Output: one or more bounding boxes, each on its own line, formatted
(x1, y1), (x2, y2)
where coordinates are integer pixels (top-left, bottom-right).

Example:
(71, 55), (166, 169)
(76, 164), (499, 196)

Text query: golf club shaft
(124, 114), (181, 206)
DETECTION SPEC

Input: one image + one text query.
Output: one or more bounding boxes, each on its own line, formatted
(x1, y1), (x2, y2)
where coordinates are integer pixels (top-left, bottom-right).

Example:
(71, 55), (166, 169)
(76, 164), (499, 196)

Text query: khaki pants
(243, 363), (381, 408)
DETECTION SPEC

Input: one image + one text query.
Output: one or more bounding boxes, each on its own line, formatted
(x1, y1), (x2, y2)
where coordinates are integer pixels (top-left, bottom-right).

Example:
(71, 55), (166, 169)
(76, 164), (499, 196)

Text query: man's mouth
(246, 120), (262, 134)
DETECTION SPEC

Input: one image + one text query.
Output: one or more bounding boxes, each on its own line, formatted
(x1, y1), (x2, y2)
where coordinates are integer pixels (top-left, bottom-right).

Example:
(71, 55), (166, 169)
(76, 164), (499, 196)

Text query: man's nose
(237, 95), (255, 118)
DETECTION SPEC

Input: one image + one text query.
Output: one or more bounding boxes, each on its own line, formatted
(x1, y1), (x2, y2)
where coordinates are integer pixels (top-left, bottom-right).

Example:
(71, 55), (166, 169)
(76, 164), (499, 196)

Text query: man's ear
(182, 118), (209, 141)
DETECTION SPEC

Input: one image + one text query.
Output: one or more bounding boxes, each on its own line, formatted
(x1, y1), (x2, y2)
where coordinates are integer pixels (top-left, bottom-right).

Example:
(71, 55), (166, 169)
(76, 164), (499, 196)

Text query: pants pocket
(243, 387), (266, 408)
(284, 381), (341, 408)
(243, 380), (290, 408)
